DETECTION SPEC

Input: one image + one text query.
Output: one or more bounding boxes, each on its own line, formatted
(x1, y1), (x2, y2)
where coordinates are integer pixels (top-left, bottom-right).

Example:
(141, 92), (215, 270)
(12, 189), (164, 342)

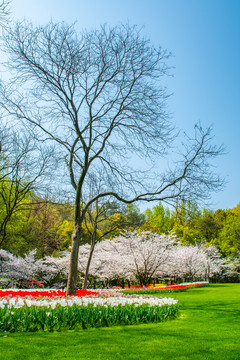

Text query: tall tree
(144, 202), (172, 234)
(124, 204), (145, 229)
(171, 199), (202, 244)
(0, 22), (224, 294)
(215, 204), (240, 257)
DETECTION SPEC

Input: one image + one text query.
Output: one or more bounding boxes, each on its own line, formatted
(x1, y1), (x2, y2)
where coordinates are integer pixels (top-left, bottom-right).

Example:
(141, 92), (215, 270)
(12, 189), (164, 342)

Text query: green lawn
(0, 284), (239, 360)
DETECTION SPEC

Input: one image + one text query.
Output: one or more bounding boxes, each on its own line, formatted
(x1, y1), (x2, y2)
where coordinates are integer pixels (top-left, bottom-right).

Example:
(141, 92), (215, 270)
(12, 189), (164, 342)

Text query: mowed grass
(0, 284), (239, 360)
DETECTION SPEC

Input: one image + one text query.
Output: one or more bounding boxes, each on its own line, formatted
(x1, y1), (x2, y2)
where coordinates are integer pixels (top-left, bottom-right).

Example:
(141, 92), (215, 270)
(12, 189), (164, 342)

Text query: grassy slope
(0, 284), (239, 360)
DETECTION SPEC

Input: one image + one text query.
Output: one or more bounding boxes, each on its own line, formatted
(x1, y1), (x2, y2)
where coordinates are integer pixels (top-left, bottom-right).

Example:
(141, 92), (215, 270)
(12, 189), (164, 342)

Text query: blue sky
(9, 0), (240, 211)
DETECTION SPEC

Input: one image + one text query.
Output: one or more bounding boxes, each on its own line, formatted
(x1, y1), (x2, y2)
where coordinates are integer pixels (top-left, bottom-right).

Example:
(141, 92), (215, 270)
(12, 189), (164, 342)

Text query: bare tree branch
(0, 0), (10, 31)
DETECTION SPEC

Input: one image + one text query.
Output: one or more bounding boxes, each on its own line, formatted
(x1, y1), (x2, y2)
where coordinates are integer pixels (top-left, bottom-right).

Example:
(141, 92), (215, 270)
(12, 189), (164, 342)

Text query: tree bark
(66, 223), (81, 295)
(83, 243), (95, 289)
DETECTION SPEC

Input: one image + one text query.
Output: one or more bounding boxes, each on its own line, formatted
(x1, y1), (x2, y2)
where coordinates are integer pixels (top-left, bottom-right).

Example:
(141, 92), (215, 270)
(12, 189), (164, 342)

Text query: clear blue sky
(9, 0), (240, 211)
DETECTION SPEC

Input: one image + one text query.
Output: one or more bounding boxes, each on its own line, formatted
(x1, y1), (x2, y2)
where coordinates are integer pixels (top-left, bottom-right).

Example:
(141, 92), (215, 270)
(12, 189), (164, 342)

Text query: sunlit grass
(0, 284), (239, 360)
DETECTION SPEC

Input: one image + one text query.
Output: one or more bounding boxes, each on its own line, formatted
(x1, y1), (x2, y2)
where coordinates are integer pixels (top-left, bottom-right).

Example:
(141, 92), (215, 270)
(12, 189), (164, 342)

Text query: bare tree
(0, 22), (224, 294)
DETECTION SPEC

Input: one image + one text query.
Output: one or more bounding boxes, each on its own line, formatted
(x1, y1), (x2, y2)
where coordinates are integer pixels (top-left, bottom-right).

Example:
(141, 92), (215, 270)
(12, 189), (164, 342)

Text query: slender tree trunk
(83, 222), (97, 289)
(67, 223), (81, 295)
(0, 216), (9, 246)
(83, 243), (95, 289)
(67, 176), (85, 295)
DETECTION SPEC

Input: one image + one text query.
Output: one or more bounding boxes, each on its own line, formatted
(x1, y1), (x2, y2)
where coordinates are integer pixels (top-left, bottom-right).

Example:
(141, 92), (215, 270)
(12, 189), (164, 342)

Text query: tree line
(1, 231), (239, 289)
(0, 172), (239, 261)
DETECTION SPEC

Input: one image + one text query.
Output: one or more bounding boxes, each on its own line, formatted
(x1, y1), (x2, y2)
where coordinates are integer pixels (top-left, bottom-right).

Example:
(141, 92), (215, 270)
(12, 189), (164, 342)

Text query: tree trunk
(67, 223), (81, 295)
(83, 244), (95, 289)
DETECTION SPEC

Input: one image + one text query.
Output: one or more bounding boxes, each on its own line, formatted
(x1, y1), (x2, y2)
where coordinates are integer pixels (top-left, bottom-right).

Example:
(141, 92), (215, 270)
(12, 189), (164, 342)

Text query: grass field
(0, 284), (239, 360)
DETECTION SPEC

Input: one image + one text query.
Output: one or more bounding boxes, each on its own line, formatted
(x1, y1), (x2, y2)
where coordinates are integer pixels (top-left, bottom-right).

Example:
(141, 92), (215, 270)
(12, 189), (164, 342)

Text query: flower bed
(121, 281), (209, 295)
(0, 289), (99, 298)
(0, 289), (179, 332)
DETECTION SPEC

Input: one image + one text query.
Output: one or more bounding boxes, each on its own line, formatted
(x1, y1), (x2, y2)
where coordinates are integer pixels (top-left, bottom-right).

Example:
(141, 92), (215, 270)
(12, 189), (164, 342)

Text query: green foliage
(1, 181), (240, 261)
(171, 200), (202, 244)
(56, 220), (74, 251)
(0, 178), (33, 255)
(0, 195), (75, 256)
(0, 192), (30, 254)
(143, 202), (172, 234)
(99, 213), (128, 239)
(171, 200), (240, 257)
(213, 204), (240, 256)
(17, 199), (67, 257)
(124, 204), (145, 229)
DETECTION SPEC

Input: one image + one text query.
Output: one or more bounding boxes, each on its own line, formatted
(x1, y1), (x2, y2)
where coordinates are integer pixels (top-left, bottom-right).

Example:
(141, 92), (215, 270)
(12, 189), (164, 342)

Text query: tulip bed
(122, 281), (209, 295)
(0, 289), (179, 332)
(0, 289), (100, 298)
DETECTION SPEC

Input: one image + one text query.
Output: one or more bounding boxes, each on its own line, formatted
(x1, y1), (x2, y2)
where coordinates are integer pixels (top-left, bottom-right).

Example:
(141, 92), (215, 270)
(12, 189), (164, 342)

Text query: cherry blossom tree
(200, 243), (224, 281)
(82, 232), (175, 286)
(222, 257), (240, 282)
(167, 245), (208, 282)
(88, 239), (135, 287)
(35, 251), (70, 288)
(0, 249), (37, 287)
